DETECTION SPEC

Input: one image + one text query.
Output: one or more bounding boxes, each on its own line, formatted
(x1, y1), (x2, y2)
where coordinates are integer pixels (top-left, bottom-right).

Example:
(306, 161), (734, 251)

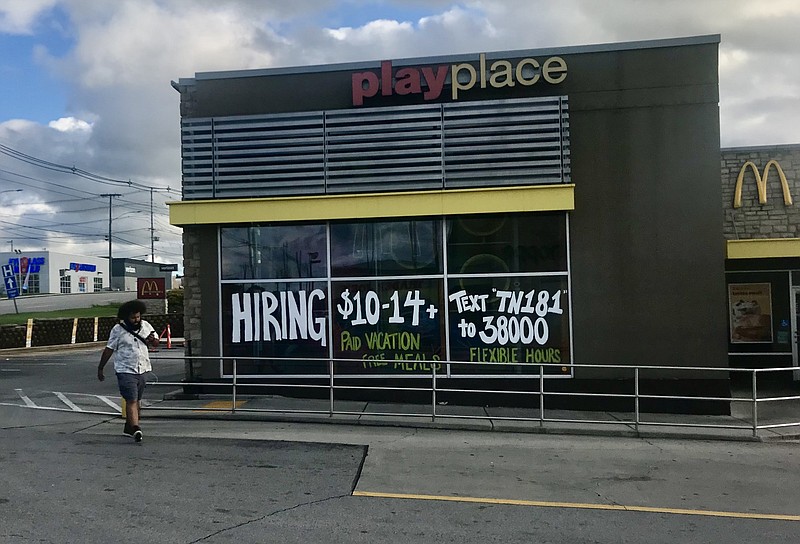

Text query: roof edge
(178, 34), (720, 85)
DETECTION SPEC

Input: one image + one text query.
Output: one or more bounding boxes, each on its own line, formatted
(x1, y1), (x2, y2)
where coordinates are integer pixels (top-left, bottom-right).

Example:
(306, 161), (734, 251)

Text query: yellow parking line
(352, 491), (800, 522)
(193, 400), (247, 413)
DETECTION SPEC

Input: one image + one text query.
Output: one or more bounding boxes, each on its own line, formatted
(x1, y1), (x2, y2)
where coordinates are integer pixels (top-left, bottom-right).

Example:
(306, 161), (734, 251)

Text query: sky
(1, 0), (799, 266)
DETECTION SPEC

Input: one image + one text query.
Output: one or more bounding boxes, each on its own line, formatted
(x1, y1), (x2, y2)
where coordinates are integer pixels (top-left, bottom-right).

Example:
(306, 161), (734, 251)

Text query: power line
(0, 143), (175, 192)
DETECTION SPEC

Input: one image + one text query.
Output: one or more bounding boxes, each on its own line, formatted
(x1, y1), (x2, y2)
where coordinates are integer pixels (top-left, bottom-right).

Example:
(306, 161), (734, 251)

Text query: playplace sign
(351, 53), (567, 106)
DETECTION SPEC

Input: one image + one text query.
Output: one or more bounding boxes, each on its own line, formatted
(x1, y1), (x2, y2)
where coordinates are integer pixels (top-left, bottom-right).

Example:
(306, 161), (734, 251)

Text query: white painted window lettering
(231, 289), (327, 346)
(337, 289), (435, 327)
(451, 288), (566, 347)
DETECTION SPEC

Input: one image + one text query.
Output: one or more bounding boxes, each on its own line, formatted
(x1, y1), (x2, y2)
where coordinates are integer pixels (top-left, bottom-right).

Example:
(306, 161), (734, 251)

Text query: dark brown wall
(184, 39), (719, 118)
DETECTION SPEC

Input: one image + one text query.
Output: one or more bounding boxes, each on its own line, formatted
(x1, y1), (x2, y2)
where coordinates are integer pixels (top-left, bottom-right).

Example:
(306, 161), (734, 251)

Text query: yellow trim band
(168, 184), (574, 226)
(353, 490), (800, 521)
(727, 238), (800, 259)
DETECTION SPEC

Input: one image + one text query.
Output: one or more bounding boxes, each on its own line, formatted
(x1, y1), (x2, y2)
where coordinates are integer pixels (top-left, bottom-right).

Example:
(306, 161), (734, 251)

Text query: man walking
(98, 299), (159, 442)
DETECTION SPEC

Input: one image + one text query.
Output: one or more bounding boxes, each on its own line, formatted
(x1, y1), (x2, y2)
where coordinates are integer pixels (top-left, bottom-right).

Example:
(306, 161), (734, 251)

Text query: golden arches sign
(137, 277), (165, 299)
(732, 160), (793, 208)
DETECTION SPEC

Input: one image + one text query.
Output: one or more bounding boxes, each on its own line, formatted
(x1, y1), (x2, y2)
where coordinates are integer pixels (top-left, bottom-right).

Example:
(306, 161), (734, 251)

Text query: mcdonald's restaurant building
(724, 144), (800, 372)
(169, 35), (734, 412)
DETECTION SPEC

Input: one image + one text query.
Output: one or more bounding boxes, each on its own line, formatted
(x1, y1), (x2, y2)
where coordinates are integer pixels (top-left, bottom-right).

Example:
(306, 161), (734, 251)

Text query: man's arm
(143, 322), (159, 348)
(97, 347), (114, 381)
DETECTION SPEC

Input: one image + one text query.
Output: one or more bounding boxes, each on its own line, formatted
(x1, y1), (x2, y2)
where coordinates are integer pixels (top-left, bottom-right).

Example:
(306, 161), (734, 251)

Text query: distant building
(0, 250), (108, 295)
(111, 257), (176, 292)
(0, 252), (177, 295)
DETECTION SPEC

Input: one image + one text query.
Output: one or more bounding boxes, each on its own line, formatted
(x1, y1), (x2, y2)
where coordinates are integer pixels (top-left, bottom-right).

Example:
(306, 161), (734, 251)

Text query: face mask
(125, 318), (142, 332)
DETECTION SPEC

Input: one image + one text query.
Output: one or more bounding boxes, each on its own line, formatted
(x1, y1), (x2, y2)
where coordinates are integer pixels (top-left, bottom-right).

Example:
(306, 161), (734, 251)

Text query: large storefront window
(220, 212), (571, 378)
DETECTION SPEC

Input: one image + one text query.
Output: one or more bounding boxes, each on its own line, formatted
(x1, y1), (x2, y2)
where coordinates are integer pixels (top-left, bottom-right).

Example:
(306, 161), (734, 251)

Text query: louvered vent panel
(181, 96), (570, 200)
(325, 104), (444, 193)
(181, 119), (214, 199)
(443, 97), (569, 188)
(181, 113), (325, 199)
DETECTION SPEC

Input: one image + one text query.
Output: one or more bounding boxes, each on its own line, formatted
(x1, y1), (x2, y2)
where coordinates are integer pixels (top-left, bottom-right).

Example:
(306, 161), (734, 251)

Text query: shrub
(167, 288), (184, 314)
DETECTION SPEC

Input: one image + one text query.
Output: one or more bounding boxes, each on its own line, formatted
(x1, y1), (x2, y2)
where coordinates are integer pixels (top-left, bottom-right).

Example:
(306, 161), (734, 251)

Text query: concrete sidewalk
(143, 382), (800, 442)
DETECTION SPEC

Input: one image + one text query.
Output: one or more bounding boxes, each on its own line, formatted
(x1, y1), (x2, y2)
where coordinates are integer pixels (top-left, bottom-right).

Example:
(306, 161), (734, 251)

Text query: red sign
(137, 277), (166, 299)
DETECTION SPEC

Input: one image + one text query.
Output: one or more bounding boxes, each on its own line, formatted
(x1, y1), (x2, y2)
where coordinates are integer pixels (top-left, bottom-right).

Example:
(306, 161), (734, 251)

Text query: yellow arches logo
(733, 160), (793, 208)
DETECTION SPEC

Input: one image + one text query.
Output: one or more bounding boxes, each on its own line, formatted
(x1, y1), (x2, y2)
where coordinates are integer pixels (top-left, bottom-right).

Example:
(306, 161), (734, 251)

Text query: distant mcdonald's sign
(733, 160), (793, 208)
(138, 277), (166, 299)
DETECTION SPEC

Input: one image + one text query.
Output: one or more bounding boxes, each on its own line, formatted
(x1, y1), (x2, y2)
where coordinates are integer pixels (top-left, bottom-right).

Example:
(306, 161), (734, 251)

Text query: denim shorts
(116, 372), (146, 402)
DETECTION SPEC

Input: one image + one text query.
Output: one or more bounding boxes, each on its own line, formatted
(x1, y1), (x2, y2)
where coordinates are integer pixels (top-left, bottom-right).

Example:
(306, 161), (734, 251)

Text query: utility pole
(101, 193), (121, 290)
(150, 187), (155, 262)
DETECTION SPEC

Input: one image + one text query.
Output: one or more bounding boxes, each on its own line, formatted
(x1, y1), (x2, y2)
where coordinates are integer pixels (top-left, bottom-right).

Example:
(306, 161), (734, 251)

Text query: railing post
(751, 370), (758, 438)
(539, 367), (545, 428)
(232, 358), (237, 414)
(431, 362), (437, 422)
(329, 359), (334, 417)
(634, 367), (640, 434)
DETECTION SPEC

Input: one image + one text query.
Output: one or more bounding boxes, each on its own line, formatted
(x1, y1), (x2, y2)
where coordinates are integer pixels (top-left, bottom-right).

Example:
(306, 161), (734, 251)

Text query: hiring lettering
(231, 289), (327, 346)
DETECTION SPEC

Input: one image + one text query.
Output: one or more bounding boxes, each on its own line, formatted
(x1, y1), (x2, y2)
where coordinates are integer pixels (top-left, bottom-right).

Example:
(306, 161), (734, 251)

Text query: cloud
(1, 0), (800, 259)
(48, 116), (91, 132)
(0, 0), (58, 34)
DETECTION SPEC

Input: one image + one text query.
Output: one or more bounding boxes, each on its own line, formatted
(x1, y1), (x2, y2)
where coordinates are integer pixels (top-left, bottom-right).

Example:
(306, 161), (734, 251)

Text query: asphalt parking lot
(2, 346), (799, 542)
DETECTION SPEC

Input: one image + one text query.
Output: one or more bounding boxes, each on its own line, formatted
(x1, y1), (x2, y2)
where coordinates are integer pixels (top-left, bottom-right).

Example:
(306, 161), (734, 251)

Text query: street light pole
(101, 193), (121, 290)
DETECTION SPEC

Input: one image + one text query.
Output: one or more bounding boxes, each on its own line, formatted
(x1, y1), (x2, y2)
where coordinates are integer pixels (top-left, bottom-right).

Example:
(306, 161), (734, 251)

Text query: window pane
(447, 274), (570, 375)
(332, 278), (444, 374)
(221, 224), (327, 280)
(447, 213), (566, 274)
(330, 219), (442, 277)
(221, 281), (329, 375)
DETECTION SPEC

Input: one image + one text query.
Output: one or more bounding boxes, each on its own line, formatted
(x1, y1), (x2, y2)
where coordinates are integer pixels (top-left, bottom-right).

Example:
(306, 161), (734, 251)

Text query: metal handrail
(143, 354), (800, 439)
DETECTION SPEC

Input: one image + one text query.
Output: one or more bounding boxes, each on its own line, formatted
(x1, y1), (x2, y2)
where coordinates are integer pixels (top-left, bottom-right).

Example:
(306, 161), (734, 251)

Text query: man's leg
(117, 373), (143, 441)
(126, 399), (140, 427)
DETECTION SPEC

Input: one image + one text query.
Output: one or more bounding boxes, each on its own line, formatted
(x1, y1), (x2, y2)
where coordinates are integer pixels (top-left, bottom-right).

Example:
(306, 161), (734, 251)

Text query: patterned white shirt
(106, 321), (156, 375)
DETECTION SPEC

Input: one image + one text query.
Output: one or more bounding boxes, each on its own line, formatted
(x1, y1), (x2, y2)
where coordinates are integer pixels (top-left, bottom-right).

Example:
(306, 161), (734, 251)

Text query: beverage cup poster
(728, 283), (773, 344)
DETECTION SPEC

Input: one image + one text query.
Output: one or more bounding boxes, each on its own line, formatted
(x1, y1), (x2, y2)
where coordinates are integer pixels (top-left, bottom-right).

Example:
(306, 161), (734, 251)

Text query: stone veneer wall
(182, 228), (202, 356)
(722, 144), (800, 240)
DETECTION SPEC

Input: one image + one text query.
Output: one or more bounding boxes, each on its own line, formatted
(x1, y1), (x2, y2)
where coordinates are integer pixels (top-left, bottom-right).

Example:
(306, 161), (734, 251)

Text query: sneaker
(123, 423), (134, 437)
(133, 426), (143, 443)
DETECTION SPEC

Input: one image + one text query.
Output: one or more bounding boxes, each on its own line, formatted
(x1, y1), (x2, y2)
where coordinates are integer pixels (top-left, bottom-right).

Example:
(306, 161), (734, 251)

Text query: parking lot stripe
(54, 392), (82, 412)
(15, 389), (36, 408)
(352, 491), (800, 522)
(97, 395), (122, 411)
